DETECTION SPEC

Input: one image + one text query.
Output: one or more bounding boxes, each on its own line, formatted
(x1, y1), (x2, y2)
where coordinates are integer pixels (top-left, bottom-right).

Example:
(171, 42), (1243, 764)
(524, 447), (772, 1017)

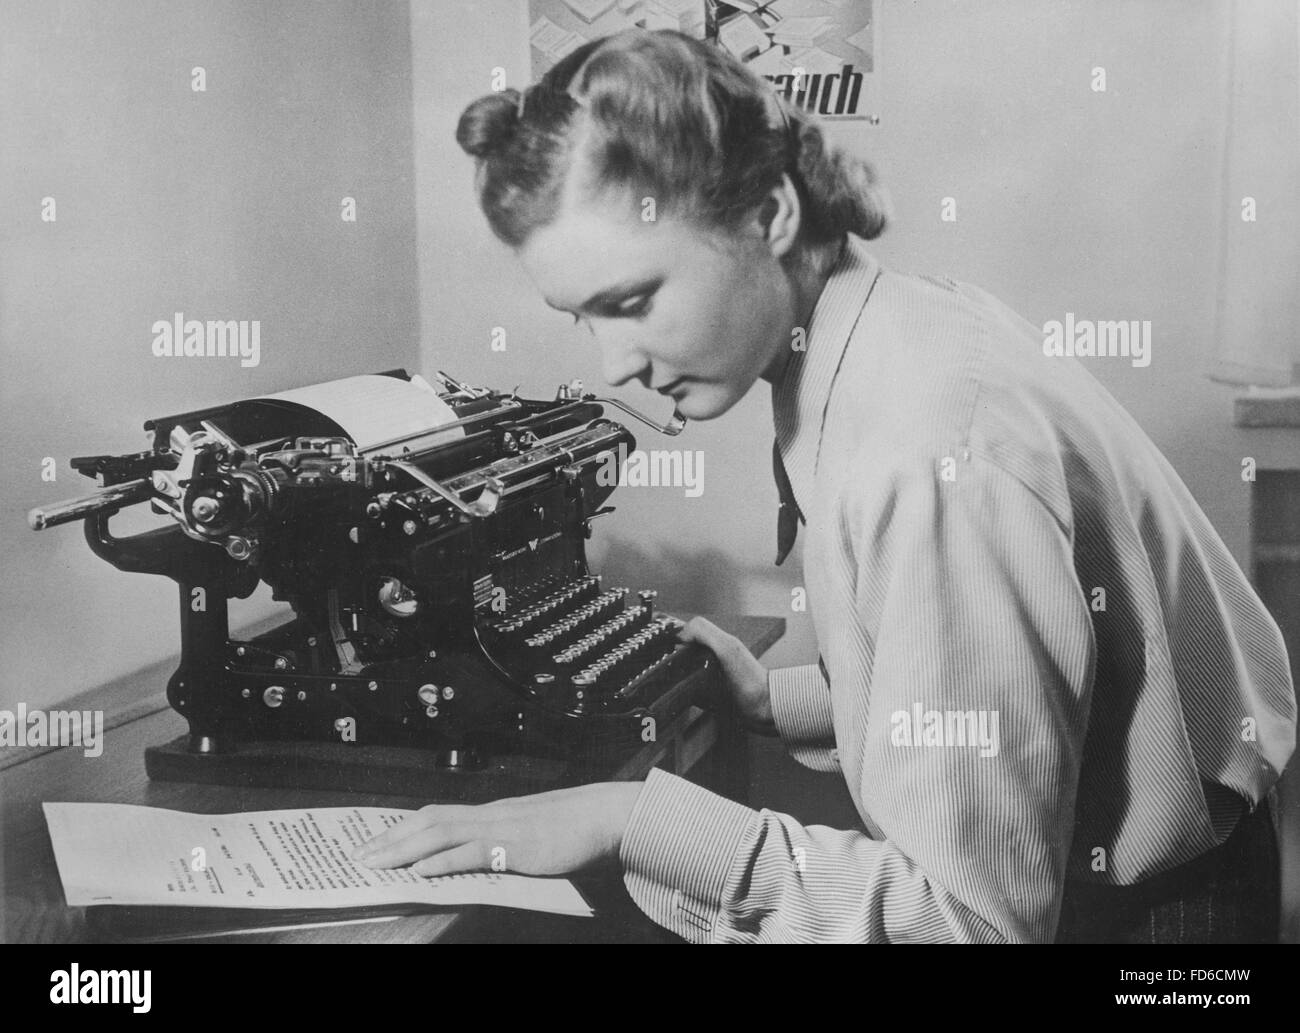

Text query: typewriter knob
(379, 577), (419, 617)
(191, 496), (221, 522)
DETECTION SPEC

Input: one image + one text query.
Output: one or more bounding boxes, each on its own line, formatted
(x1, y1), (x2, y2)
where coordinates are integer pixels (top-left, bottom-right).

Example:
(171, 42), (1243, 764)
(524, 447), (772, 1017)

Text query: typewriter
(29, 370), (721, 789)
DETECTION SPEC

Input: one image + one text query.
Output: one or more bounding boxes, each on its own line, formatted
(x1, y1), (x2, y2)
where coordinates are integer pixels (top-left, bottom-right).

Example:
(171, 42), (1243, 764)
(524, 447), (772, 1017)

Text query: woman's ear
(754, 173), (802, 259)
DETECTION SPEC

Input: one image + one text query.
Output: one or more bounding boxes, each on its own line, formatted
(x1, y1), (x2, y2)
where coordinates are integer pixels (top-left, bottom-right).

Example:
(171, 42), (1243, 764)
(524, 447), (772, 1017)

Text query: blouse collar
(771, 235), (882, 517)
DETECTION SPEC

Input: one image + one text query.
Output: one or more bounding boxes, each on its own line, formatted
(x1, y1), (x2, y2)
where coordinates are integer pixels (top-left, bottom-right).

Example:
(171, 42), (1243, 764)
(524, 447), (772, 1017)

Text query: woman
(354, 29), (1295, 943)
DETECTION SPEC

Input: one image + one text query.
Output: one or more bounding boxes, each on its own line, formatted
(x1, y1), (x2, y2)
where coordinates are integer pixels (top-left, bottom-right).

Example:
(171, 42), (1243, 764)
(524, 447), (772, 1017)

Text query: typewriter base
(144, 614), (783, 799)
(145, 704), (722, 799)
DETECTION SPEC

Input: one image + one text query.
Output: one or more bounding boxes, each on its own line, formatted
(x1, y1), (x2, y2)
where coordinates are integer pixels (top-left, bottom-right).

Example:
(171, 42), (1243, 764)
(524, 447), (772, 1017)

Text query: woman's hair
(455, 29), (888, 251)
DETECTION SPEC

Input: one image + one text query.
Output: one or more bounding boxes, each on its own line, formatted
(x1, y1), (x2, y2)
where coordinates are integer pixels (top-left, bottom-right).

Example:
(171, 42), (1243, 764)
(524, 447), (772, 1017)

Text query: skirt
(1053, 797), (1280, 943)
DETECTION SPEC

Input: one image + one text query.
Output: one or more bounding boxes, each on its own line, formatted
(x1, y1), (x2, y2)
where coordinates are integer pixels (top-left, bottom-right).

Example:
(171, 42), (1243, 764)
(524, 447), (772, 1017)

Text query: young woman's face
(516, 194), (795, 421)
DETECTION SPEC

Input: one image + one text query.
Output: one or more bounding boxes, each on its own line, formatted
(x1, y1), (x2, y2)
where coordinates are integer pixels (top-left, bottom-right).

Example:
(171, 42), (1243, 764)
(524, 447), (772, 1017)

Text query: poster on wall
(527, 0), (878, 121)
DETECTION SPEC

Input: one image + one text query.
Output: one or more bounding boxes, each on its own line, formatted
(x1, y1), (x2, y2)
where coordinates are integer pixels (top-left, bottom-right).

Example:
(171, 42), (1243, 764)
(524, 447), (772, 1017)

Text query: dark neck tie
(773, 439), (804, 566)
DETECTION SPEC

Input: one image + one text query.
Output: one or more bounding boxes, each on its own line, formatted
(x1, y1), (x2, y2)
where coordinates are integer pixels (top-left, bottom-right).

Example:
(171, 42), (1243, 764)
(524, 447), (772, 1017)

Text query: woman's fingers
(357, 821), (477, 869)
(681, 617), (755, 672)
(349, 783), (638, 878)
(680, 615), (763, 681)
(678, 616), (772, 727)
(412, 842), (490, 877)
(678, 615), (734, 652)
(354, 796), (559, 869)
(353, 806), (475, 867)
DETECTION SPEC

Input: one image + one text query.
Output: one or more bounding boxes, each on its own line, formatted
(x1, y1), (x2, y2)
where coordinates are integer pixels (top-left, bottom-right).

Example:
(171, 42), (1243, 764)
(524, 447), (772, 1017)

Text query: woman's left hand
(351, 782), (644, 877)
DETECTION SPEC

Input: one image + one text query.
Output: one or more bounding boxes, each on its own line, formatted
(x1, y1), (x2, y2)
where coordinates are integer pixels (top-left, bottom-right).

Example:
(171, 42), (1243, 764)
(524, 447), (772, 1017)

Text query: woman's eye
(570, 293), (653, 327)
(608, 294), (651, 319)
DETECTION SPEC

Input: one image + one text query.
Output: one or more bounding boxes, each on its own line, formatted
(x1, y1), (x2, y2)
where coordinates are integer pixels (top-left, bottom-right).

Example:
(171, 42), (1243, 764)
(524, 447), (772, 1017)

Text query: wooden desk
(0, 615), (782, 945)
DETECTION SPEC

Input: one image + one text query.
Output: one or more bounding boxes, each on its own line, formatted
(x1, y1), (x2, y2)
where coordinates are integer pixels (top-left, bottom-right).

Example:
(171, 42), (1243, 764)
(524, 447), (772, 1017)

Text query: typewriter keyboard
(483, 573), (690, 713)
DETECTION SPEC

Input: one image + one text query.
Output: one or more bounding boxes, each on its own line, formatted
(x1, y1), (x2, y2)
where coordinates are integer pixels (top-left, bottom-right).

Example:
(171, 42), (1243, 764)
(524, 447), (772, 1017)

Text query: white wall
(1, 0), (420, 711)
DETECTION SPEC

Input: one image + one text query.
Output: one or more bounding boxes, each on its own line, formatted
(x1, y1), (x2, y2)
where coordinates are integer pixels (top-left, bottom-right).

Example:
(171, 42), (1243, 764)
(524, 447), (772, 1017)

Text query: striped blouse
(617, 235), (1297, 943)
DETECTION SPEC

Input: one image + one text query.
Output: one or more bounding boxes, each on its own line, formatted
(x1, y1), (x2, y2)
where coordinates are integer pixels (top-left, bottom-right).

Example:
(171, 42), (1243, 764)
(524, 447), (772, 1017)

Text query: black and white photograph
(2, 0), (1298, 990)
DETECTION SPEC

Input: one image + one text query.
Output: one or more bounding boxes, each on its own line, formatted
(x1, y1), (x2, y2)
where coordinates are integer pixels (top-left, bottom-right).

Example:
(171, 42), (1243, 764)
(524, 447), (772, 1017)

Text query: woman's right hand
(678, 616), (775, 732)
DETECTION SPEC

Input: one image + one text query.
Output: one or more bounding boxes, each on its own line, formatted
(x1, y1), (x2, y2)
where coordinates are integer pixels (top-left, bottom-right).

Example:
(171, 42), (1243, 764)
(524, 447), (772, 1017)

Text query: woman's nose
(597, 331), (652, 389)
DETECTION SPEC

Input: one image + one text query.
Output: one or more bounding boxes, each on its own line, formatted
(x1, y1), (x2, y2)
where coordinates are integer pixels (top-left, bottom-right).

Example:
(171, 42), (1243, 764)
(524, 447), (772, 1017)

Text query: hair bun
(456, 90), (521, 159)
(790, 116), (890, 243)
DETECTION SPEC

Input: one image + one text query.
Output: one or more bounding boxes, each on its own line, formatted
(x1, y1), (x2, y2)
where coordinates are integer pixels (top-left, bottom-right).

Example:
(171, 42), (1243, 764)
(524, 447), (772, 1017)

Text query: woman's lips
(656, 377), (687, 397)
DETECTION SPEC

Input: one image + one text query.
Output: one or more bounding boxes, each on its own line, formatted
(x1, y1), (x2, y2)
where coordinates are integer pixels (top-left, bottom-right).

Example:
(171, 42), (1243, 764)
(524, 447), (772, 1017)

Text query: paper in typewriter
(43, 802), (592, 917)
(256, 374), (465, 453)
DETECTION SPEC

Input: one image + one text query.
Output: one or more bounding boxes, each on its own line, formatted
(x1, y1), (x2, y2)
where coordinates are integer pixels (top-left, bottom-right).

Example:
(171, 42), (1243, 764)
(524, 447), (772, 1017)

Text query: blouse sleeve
(768, 663), (840, 771)
(619, 451), (1097, 942)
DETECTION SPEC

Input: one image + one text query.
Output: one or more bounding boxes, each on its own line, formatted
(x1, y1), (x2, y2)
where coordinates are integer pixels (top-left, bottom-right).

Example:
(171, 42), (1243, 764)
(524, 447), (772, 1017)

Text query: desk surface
(1, 614), (782, 944)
